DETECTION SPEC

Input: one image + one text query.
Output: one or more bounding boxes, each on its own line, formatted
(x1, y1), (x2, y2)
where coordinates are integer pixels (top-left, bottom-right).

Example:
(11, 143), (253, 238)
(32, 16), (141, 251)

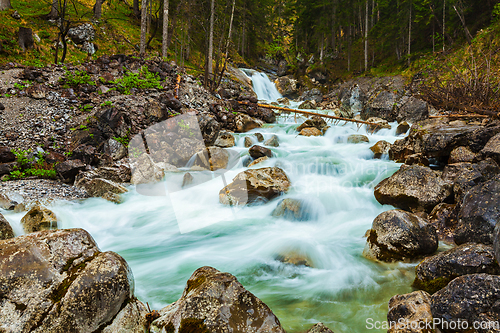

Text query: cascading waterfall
(0, 71), (414, 333)
(242, 69), (283, 102)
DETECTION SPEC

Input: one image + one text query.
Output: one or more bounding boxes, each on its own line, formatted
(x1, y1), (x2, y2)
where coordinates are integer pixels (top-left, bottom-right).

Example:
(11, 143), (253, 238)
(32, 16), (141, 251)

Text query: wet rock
(96, 164), (132, 183)
(182, 172), (194, 187)
(443, 163), (484, 204)
(151, 266), (285, 333)
(297, 116), (328, 133)
(80, 178), (128, 198)
(413, 244), (500, 294)
(198, 114), (221, 146)
(20, 205), (58, 233)
(300, 127), (322, 136)
(277, 97), (290, 106)
(481, 132), (500, 163)
(264, 134), (279, 147)
(431, 274), (500, 333)
(396, 121), (410, 136)
(275, 76), (298, 97)
(454, 175), (500, 245)
(428, 203), (458, 244)
(347, 134), (369, 144)
(248, 156), (268, 167)
(101, 191), (122, 204)
(362, 90), (398, 121)
(235, 114), (263, 133)
(298, 100), (316, 109)
(387, 291), (433, 333)
(249, 145), (273, 159)
(0, 228), (142, 333)
(0, 193), (17, 210)
(363, 209), (438, 262)
(404, 153), (430, 166)
(306, 322), (334, 333)
(193, 147), (229, 171)
(219, 167), (291, 205)
(103, 138), (127, 160)
(276, 252), (313, 267)
(374, 165), (452, 213)
(366, 117), (391, 134)
(0, 213), (14, 240)
(448, 146), (476, 164)
(300, 88), (323, 103)
(55, 159), (86, 183)
(244, 136), (254, 148)
(0, 146), (15, 163)
(214, 131), (235, 148)
(271, 198), (317, 221)
(370, 140), (392, 159)
(254, 133), (264, 142)
(396, 96), (429, 123)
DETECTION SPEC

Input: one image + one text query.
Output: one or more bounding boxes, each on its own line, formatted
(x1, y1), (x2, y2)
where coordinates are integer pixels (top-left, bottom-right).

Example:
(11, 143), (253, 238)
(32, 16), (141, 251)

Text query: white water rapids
(1, 70), (414, 333)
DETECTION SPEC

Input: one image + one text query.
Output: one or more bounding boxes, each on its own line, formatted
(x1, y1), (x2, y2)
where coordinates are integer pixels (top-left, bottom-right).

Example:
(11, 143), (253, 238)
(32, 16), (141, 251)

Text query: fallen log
(235, 101), (381, 126)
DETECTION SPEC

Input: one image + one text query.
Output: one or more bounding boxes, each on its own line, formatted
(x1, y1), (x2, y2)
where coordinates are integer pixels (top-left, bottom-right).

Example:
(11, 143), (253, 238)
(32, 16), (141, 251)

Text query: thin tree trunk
(133, 0), (140, 17)
(47, 0), (58, 18)
(0, 0), (11, 10)
(453, 4), (472, 45)
(408, 0), (411, 66)
(443, 0), (445, 52)
(140, 0), (148, 55)
(93, 0), (105, 19)
(364, 0), (368, 71)
(162, 0), (169, 58)
(348, 26), (351, 71)
(207, 0), (215, 75)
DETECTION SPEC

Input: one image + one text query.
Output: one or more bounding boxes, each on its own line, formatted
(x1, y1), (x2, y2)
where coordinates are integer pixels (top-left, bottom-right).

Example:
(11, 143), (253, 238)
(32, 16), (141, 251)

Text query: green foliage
(62, 70), (96, 87)
(101, 101), (113, 107)
(112, 66), (162, 95)
(494, 3), (500, 23)
(113, 136), (129, 146)
(8, 148), (56, 180)
(81, 104), (93, 112)
(11, 148), (35, 168)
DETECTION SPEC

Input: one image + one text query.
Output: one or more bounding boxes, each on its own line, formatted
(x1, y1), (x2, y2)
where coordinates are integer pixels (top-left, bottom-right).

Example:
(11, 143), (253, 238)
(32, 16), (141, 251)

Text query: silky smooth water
(1, 73), (415, 333)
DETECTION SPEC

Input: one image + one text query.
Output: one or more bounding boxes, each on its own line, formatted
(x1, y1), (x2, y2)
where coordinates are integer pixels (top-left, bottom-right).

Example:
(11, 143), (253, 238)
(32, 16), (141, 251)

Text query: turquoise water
(1, 117), (415, 333)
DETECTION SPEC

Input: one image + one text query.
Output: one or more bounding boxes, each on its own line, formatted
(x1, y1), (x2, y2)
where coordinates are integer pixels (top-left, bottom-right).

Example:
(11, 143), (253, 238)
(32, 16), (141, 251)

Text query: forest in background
(1, 0), (500, 85)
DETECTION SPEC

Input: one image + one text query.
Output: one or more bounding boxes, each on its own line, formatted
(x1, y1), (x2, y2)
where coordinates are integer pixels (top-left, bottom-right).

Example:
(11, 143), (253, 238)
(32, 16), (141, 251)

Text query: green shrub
(112, 66), (162, 94)
(62, 70), (96, 87)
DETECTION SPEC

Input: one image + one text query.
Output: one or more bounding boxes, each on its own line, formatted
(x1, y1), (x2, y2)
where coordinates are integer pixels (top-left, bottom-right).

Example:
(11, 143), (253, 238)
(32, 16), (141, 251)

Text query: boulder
(297, 116), (328, 133)
(387, 291), (434, 333)
(254, 133), (265, 142)
(427, 203), (458, 244)
(271, 198), (318, 221)
(389, 119), (500, 163)
(299, 127), (322, 137)
(481, 132), (500, 163)
(431, 274), (500, 332)
(244, 137), (254, 148)
(370, 140), (392, 159)
(396, 96), (429, 123)
(306, 323), (334, 333)
(249, 145), (272, 159)
(0, 146), (15, 163)
(454, 175), (500, 245)
(414, 243), (500, 294)
(80, 178), (128, 198)
(103, 138), (127, 160)
(193, 147), (229, 171)
(298, 100), (316, 109)
(264, 134), (279, 147)
(363, 209), (438, 262)
(362, 90), (398, 121)
(366, 117), (391, 134)
(214, 131), (235, 148)
(130, 154), (164, 185)
(396, 121), (410, 136)
(448, 146), (476, 164)
(347, 134), (369, 144)
(277, 97), (290, 106)
(248, 156), (268, 167)
(151, 266), (286, 333)
(96, 164), (132, 183)
(235, 114), (263, 133)
(0, 162), (16, 176)
(276, 252), (313, 267)
(300, 88), (323, 103)
(0, 213), (14, 240)
(55, 159), (86, 183)
(198, 114), (221, 146)
(20, 205), (57, 233)
(274, 76), (298, 97)
(219, 167), (291, 205)
(0, 229), (145, 333)
(0, 193), (17, 210)
(374, 165), (452, 213)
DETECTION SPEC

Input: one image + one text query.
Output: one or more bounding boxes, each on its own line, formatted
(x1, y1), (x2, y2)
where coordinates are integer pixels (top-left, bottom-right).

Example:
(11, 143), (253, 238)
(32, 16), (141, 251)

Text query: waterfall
(242, 69), (282, 102)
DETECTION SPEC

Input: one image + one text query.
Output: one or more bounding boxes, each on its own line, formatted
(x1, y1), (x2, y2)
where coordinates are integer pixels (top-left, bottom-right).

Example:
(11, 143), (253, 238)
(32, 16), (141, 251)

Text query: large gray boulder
(387, 291), (434, 333)
(0, 228), (147, 333)
(481, 132), (500, 163)
(454, 175), (500, 245)
(431, 274), (500, 333)
(414, 243), (500, 294)
(363, 209), (438, 262)
(396, 96), (429, 123)
(219, 167), (291, 206)
(151, 266), (286, 333)
(362, 90), (398, 121)
(374, 165), (452, 213)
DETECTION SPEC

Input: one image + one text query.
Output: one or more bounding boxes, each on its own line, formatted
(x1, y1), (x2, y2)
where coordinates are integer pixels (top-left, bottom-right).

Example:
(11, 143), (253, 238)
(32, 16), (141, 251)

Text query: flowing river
(2, 70), (414, 333)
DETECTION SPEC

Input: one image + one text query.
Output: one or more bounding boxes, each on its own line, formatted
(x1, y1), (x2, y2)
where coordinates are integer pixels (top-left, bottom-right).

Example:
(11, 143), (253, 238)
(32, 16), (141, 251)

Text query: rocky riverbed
(1, 55), (500, 332)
